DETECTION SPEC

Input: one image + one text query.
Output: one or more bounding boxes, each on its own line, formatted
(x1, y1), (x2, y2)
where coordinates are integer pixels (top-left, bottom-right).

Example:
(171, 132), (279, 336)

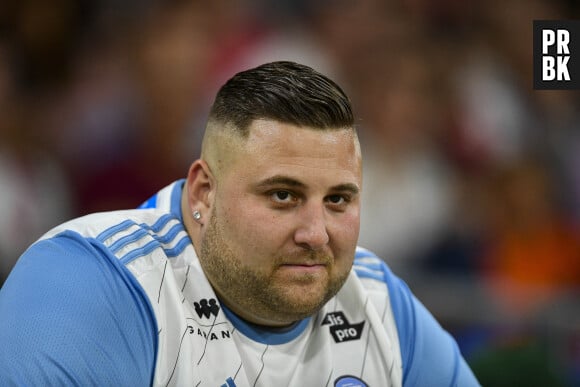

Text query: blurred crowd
(0, 0), (579, 385)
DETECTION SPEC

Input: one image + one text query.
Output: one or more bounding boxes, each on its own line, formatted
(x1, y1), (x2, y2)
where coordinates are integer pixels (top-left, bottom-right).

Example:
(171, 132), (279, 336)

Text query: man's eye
(327, 195), (346, 205)
(271, 191), (294, 203)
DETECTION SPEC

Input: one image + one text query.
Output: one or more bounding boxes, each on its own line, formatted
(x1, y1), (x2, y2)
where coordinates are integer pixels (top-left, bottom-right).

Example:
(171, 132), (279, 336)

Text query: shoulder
(40, 208), (189, 263)
(352, 246), (480, 387)
(41, 208), (173, 243)
(0, 211), (160, 385)
(352, 247), (418, 356)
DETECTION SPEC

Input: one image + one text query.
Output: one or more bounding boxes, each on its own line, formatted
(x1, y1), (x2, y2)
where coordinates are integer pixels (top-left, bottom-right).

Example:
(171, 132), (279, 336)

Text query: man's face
(199, 119), (362, 326)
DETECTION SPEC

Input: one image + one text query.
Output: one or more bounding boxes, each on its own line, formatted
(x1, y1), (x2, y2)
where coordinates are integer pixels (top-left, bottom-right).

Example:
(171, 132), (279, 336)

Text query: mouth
(280, 259), (329, 267)
(275, 252), (332, 276)
(279, 262), (328, 274)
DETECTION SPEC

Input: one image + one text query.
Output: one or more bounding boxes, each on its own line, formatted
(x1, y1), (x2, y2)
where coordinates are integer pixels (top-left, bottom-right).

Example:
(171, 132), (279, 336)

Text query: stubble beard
(199, 209), (350, 326)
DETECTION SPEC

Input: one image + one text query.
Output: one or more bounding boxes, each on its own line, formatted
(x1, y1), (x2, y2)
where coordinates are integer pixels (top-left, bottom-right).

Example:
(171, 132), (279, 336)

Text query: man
(0, 61), (479, 386)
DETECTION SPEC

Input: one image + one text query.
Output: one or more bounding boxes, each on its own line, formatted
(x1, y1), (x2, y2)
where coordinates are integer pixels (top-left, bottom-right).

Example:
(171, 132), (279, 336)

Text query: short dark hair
(208, 61), (354, 134)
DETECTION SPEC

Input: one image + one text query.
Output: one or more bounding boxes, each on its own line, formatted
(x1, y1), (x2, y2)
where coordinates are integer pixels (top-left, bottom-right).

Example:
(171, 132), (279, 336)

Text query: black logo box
(533, 20), (580, 89)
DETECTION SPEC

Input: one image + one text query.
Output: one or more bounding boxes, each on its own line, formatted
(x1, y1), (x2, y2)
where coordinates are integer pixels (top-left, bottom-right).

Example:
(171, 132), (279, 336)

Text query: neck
(221, 301), (301, 332)
(212, 285), (299, 328)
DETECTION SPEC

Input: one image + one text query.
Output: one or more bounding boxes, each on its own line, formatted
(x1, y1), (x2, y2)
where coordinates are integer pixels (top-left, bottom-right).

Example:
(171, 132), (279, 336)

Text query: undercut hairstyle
(208, 61), (354, 135)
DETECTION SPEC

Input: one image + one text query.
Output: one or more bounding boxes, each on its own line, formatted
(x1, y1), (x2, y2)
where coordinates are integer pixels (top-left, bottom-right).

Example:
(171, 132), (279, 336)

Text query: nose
(293, 204), (330, 250)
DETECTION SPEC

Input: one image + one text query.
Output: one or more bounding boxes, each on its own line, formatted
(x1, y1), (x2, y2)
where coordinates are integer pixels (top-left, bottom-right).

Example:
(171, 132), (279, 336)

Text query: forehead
(226, 119), (361, 185)
(249, 119), (357, 154)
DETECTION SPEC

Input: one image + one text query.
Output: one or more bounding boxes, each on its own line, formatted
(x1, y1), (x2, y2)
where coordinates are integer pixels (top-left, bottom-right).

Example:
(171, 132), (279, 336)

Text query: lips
(278, 262), (329, 275)
(279, 259), (330, 269)
(276, 251), (333, 266)
(282, 261), (327, 266)
(275, 251), (333, 274)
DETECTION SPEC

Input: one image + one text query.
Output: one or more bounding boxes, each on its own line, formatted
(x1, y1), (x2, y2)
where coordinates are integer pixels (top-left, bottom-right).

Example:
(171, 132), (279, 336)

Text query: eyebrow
(331, 183), (360, 195)
(255, 175), (360, 194)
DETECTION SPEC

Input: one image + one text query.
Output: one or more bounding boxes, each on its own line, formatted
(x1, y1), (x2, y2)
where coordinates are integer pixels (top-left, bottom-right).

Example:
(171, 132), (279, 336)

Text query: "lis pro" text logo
(322, 311), (365, 343)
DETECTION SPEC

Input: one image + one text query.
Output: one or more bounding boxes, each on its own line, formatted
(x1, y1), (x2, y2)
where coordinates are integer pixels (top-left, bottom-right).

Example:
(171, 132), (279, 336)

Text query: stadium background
(0, 1), (578, 385)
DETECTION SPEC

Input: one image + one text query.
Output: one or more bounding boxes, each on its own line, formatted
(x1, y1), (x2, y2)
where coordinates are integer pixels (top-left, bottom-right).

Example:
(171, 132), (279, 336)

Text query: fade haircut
(208, 61), (354, 135)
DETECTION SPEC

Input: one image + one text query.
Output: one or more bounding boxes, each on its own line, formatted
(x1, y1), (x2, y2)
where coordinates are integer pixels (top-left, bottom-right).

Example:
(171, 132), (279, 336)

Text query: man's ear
(185, 159), (215, 217)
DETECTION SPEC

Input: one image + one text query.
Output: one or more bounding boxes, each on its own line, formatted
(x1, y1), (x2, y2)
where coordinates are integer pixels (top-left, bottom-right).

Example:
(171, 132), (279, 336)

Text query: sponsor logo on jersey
(334, 375), (368, 387)
(321, 311), (365, 343)
(194, 298), (220, 319)
(187, 325), (232, 341)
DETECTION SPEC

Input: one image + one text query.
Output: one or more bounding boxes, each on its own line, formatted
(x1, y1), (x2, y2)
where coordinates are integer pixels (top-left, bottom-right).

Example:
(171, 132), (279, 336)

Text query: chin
(273, 285), (332, 318)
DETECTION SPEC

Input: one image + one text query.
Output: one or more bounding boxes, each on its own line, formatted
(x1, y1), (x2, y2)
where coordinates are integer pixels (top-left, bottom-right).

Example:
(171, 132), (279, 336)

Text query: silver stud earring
(193, 210), (201, 221)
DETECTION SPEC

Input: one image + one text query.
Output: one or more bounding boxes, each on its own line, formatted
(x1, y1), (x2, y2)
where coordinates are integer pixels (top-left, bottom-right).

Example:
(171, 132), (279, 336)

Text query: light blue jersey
(0, 180), (479, 386)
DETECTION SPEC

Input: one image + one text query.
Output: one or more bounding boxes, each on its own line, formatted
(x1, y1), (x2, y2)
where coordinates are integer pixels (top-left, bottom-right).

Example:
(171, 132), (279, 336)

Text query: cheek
(328, 211), (360, 267)
(332, 209), (360, 244)
(216, 191), (284, 256)
(246, 209), (290, 250)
